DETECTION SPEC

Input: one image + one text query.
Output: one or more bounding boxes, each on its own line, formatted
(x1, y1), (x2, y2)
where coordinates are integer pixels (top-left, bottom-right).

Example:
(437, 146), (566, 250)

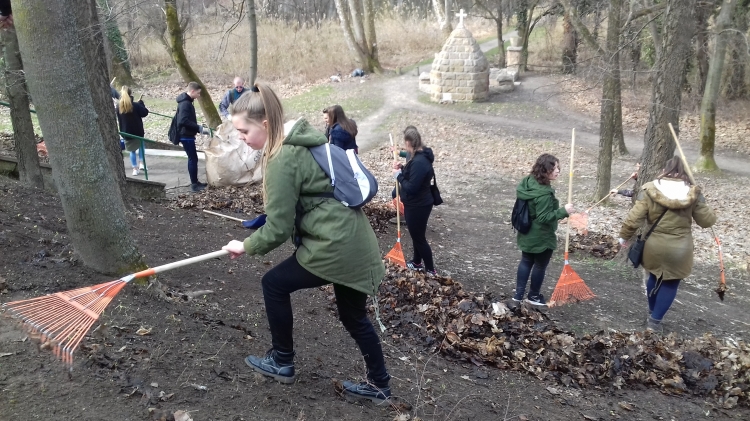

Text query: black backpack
(511, 198), (532, 234)
(168, 113), (180, 145)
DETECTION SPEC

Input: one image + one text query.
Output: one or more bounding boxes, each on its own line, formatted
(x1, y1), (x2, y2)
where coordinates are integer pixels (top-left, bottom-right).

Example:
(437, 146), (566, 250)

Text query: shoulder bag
(627, 209), (668, 268)
(430, 172), (443, 206)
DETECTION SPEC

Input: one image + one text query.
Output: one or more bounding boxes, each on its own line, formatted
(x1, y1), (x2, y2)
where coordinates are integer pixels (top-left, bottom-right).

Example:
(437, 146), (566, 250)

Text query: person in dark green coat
(513, 153), (574, 306)
(221, 82), (391, 404)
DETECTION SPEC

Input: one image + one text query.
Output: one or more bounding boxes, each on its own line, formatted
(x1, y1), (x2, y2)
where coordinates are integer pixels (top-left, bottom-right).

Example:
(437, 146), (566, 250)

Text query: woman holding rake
(220, 83), (391, 404)
(513, 153), (575, 307)
(618, 157), (716, 333)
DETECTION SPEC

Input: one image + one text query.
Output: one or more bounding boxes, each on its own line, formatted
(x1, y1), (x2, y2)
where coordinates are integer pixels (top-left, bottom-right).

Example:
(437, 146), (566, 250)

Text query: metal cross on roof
(456, 9), (467, 27)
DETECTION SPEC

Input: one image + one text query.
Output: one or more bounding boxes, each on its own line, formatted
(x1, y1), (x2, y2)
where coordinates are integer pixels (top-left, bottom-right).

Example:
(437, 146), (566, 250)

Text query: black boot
(245, 349), (296, 384)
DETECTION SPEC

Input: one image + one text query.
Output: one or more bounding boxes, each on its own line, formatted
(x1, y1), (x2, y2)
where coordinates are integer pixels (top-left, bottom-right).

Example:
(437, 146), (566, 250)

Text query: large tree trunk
(614, 74), (627, 155)
(432, 0), (452, 38)
(2, 29), (44, 189)
(595, 0), (622, 200)
(637, 0), (697, 188)
(362, 0), (381, 73)
(561, 13), (577, 74)
(75, 0), (128, 193)
(495, 12), (506, 68)
(693, 0), (715, 96)
(14, 0), (144, 275)
(98, 0), (134, 87)
(333, 0), (380, 72)
(724, 5), (748, 99)
(333, 0), (368, 66)
(247, 0), (258, 85)
(165, 0), (221, 129)
(696, 0), (736, 172)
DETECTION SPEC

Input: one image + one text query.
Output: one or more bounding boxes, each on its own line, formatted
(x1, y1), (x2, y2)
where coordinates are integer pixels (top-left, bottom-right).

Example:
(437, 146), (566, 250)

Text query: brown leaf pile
(169, 184), (395, 230)
(375, 265), (750, 408)
(569, 232), (620, 259)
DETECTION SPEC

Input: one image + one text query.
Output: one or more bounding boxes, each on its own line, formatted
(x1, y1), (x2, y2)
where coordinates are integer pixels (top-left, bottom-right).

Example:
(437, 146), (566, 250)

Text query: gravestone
(428, 9), (490, 102)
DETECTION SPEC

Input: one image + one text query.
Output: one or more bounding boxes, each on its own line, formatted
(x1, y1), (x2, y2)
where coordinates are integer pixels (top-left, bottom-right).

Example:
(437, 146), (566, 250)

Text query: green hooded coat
(242, 119), (385, 296)
(516, 175), (568, 253)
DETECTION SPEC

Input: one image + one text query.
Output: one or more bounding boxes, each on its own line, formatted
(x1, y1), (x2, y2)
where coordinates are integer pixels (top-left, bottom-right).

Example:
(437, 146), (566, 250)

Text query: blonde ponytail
(118, 86), (133, 114)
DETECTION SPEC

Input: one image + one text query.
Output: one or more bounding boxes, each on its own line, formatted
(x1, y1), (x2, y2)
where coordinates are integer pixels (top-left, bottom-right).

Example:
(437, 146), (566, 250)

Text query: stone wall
(429, 27), (490, 102)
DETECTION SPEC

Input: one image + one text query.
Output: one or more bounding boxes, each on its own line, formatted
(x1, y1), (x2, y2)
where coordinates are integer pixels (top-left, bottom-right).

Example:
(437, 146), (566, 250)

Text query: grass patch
(283, 82), (384, 125)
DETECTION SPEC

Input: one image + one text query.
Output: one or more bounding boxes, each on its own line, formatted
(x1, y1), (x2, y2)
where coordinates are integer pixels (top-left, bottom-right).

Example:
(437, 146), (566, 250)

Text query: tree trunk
(431, 0), (452, 37)
(2, 29), (44, 189)
(696, 0), (736, 172)
(14, 0), (144, 275)
(561, 12), (577, 74)
(247, 0), (258, 85)
(98, 0), (134, 87)
(333, 0), (379, 72)
(613, 73), (627, 155)
(496, 10), (506, 68)
(724, 5), (748, 99)
(165, 0), (221, 129)
(334, 0), (368, 67)
(595, 0), (622, 200)
(75, 0), (128, 193)
(362, 0), (381, 72)
(693, 0), (715, 96)
(347, 0), (366, 48)
(637, 0), (697, 189)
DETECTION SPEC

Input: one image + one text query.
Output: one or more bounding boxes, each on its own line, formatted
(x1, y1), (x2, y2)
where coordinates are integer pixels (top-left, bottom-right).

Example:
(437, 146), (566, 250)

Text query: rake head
(548, 260), (595, 308)
(568, 212), (589, 235)
(1, 278), (129, 366)
(385, 238), (406, 268)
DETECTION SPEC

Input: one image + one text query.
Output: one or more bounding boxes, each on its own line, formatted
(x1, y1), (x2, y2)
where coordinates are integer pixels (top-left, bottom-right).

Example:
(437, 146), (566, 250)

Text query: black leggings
(261, 255), (389, 384)
(404, 204), (434, 271)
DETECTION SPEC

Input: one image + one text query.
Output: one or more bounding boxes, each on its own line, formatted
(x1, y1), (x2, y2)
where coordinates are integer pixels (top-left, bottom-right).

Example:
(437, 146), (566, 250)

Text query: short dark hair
(531, 153), (559, 185)
(187, 81), (201, 91)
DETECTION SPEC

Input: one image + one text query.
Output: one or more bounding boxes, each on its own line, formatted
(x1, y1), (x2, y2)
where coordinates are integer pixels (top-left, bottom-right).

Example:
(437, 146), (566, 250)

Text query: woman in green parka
(513, 154), (574, 306)
(222, 83), (391, 403)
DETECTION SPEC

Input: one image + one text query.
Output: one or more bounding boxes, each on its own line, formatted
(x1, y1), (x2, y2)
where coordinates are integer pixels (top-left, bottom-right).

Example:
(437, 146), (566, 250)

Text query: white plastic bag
(204, 121), (263, 186)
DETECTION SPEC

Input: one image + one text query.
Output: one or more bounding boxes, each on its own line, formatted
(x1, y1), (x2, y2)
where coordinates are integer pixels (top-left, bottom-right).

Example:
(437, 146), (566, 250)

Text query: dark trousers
(646, 273), (681, 321)
(404, 204), (434, 271)
(261, 255), (389, 385)
(180, 138), (199, 184)
(515, 249), (554, 299)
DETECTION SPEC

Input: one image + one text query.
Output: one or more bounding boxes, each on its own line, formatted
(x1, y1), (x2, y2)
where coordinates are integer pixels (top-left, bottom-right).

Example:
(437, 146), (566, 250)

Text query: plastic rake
(567, 173), (637, 235)
(549, 129), (596, 307)
(1, 250), (229, 367)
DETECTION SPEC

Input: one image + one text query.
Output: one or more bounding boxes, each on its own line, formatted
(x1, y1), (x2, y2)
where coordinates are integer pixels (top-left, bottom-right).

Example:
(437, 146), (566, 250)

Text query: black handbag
(430, 173), (443, 206)
(627, 209), (668, 268)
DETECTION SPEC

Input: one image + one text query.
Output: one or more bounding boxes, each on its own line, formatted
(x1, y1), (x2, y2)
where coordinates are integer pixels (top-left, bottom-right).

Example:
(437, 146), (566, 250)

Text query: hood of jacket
(414, 147), (434, 164)
(283, 119), (327, 147)
(176, 92), (193, 104)
(643, 178), (701, 210)
(516, 175), (554, 200)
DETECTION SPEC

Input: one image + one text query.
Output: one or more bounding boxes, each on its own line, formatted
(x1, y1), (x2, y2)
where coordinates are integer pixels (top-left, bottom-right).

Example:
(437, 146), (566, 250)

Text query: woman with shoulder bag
(392, 126), (437, 275)
(618, 157), (716, 333)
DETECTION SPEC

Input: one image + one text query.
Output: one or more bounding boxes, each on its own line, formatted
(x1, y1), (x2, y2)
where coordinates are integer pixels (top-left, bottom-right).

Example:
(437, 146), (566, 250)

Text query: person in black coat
(116, 86), (149, 176)
(325, 105), (358, 152)
(175, 82), (210, 192)
(392, 126), (437, 275)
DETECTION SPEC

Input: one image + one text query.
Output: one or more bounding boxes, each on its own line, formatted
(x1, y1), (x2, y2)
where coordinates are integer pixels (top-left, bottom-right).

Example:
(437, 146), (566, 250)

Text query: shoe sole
(244, 357), (296, 384)
(343, 389), (390, 405)
(524, 299), (547, 307)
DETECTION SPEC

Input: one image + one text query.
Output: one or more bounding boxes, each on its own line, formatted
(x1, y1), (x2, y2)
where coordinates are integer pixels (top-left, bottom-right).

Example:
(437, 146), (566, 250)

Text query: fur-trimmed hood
(643, 178), (702, 210)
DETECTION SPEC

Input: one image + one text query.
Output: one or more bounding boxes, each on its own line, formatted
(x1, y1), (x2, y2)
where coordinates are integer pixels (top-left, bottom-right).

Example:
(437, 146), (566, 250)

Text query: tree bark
(561, 12), (577, 73)
(696, 0), (736, 172)
(613, 74), (627, 155)
(2, 29), (44, 189)
(637, 0), (697, 189)
(14, 0), (144, 275)
(164, 0), (221, 129)
(98, 0), (134, 87)
(595, 0), (622, 200)
(247, 0), (258, 85)
(74, 0), (128, 193)
(432, 0), (452, 37)
(496, 3), (506, 69)
(362, 0), (381, 73)
(333, 0), (380, 72)
(693, 0), (715, 96)
(724, 4), (748, 99)
(334, 0), (368, 67)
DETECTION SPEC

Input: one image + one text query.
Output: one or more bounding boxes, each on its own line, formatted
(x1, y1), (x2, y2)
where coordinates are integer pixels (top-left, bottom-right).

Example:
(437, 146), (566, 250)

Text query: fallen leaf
(174, 410), (193, 421)
(136, 327), (152, 336)
(617, 401), (634, 411)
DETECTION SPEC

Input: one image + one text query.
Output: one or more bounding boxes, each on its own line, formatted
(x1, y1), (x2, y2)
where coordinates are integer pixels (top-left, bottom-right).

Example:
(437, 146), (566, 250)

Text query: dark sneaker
(425, 269), (438, 277)
(511, 296), (523, 304)
(191, 183), (206, 193)
(525, 294), (547, 307)
(196, 181), (208, 188)
(244, 349), (296, 384)
(342, 380), (391, 404)
(406, 261), (424, 271)
(646, 317), (663, 334)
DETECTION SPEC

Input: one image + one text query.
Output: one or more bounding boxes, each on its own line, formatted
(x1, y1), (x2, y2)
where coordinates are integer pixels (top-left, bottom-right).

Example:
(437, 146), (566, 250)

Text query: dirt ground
(2, 72), (750, 421)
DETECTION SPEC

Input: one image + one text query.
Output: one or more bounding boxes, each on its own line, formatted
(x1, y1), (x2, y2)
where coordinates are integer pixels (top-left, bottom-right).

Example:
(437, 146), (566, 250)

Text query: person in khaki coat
(619, 157), (716, 332)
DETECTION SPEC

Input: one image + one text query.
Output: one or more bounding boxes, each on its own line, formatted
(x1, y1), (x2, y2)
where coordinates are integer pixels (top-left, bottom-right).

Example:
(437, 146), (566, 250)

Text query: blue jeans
(129, 148), (145, 168)
(261, 255), (390, 386)
(180, 138), (198, 184)
(646, 273), (681, 321)
(515, 249), (554, 300)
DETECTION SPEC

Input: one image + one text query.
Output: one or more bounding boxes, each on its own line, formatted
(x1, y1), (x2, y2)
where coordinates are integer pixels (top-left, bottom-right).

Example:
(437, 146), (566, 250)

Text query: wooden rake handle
(389, 133), (402, 234)
(203, 209), (245, 222)
(132, 250), (229, 279)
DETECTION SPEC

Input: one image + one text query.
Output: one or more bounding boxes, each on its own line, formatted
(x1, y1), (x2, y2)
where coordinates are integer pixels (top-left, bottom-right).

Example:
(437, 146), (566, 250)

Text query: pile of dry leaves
(569, 232), (620, 259)
(375, 265), (749, 409)
(170, 184), (395, 232)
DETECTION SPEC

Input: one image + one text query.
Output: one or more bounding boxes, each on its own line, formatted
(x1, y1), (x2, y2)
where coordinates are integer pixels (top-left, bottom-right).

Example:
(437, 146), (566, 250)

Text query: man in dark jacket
(176, 82), (210, 192)
(218, 77), (245, 119)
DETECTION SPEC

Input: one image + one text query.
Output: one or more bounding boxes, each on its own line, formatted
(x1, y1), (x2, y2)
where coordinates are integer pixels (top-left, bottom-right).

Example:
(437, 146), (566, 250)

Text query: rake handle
(586, 173), (636, 213)
(203, 209), (245, 222)
(390, 133), (402, 234)
(565, 129), (575, 255)
(132, 250), (229, 279)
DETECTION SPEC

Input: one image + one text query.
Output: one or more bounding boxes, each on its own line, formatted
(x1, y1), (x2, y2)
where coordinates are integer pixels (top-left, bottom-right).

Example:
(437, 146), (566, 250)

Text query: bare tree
(724, 0), (749, 99)
(696, 0), (737, 172)
(2, 29), (44, 189)
(333, 0), (382, 73)
(164, 0), (221, 128)
(14, 0), (144, 275)
(433, 0), (453, 37)
(247, 0), (258, 85)
(98, 0), (135, 87)
(474, 0), (507, 68)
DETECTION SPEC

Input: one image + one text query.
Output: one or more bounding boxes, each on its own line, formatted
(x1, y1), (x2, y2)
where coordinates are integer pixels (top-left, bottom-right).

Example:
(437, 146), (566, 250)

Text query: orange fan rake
(567, 172), (637, 236)
(1, 250), (228, 367)
(549, 129), (595, 307)
(385, 133), (406, 267)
